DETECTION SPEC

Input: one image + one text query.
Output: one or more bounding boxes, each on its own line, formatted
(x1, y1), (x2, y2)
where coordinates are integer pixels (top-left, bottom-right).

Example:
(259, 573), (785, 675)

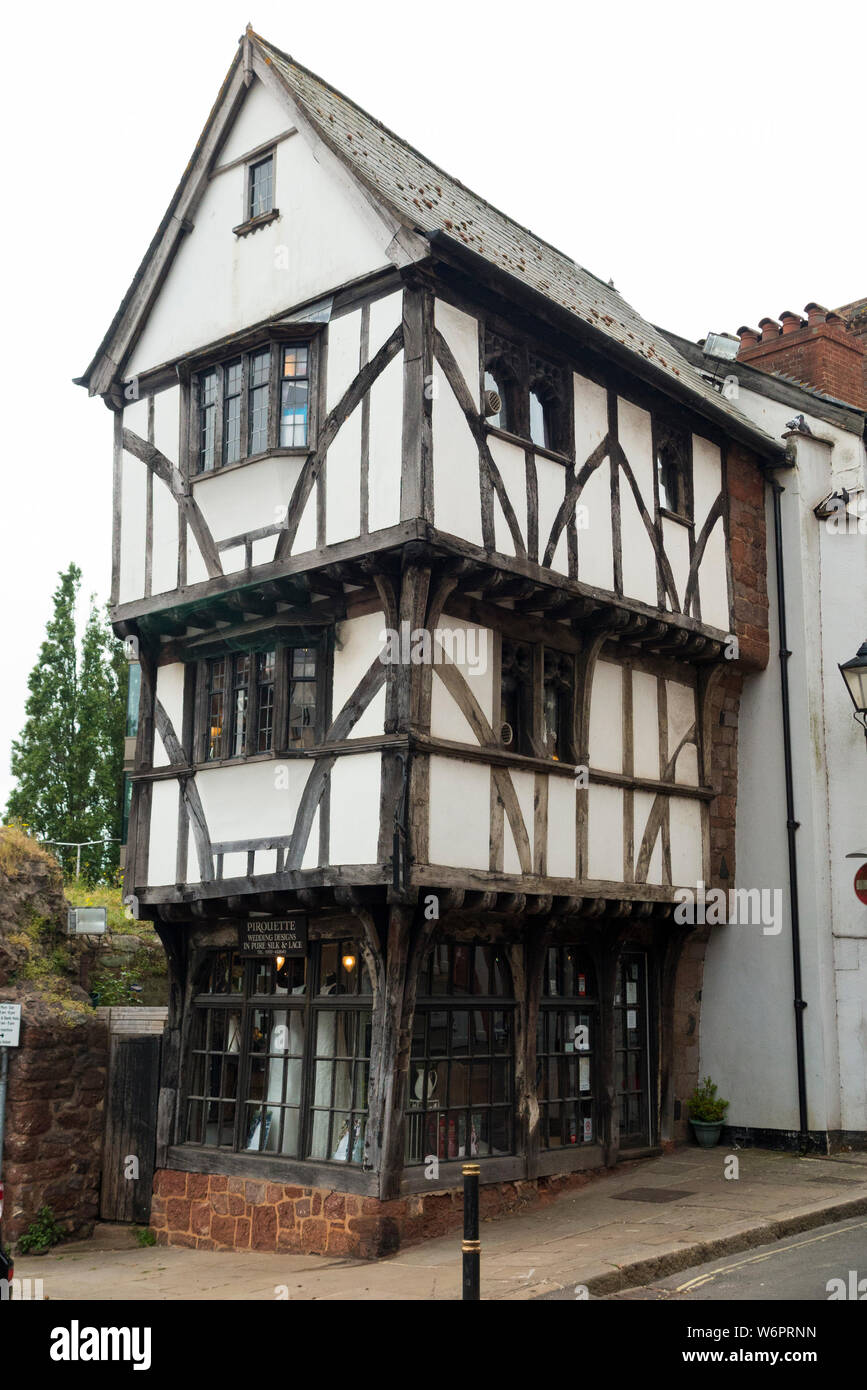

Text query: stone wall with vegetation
(0, 825), (167, 1247)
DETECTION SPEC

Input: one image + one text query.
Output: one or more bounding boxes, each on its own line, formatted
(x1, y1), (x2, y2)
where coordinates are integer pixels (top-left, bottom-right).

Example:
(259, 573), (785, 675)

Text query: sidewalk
(14, 1146), (867, 1300)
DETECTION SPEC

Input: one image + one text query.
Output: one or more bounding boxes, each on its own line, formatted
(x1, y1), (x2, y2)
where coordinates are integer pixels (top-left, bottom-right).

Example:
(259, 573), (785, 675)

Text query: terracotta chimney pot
(737, 325), (760, 349)
(779, 311), (803, 335)
(804, 302), (828, 326)
(758, 317), (781, 342)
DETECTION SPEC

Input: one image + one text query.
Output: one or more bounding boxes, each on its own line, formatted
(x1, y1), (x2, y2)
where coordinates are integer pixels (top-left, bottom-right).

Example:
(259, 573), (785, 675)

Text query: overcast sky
(1, 0), (863, 810)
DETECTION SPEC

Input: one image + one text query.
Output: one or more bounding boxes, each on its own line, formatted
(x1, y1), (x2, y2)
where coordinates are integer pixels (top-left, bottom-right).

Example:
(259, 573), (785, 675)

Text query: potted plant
(687, 1076), (729, 1147)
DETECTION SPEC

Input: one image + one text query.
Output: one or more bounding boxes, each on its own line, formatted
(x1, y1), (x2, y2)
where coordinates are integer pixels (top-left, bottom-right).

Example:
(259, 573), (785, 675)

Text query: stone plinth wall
(2, 1009), (109, 1243)
(151, 1166), (606, 1258)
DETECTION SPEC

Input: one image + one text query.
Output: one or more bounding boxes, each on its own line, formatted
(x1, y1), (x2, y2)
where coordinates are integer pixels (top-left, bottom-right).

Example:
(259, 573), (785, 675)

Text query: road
(593, 1216), (867, 1300)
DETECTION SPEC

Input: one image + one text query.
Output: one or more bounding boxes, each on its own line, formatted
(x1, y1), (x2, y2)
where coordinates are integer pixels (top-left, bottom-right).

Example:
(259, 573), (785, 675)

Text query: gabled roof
(78, 29), (783, 458)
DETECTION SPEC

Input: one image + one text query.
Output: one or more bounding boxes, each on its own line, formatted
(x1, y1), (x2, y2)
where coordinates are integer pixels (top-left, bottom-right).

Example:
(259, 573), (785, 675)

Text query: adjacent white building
(666, 328), (867, 1149)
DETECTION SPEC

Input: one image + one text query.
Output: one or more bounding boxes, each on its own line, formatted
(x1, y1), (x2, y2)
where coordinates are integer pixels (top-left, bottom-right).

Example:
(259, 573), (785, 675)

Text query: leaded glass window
(538, 946), (598, 1148)
(194, 340), (312, 474)
(280, 344), (309, 448)
(248, 155), (274, 219)
(185, 944), (372, 1164)
(288, 646), (318, 750)
(200, 645), (320, 761)
(406, 943), (515, 1166)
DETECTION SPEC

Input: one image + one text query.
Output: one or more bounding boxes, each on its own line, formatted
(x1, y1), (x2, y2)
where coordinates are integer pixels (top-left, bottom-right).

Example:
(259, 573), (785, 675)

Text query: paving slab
(13, 1146), (867, 1300)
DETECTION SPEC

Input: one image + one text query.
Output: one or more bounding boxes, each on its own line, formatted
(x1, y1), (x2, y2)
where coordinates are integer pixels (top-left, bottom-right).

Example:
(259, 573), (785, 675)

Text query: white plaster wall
(430, 614), (493, 746)
(332, 611), (386, 737)
(589, 660), (623, 773)
(367, 351), (403, 531)
(326, 309), (362, 413)
(536, 456), (569, 574)
(196, 759), (310, 843)
(367, 292), (403, 360)
(587, 783), (623, 882)
(547, 776), (577, 878)
(432, 361), (482, 544)
(578, 457), (614, 590)
(428, 757), (490, 870)
(506, 770), (536, 877)
(153, 664), (185, 767)
(214, 78), (293, 166)
(634, 789), (663, 885)
(692, 436), (722, 534)
(662, 517), (690, 612)
(632, 671), (660, 781)
(618, 398), (658, 605)
(669, 797), (703, 887)
(151, 481), (178, 596)
(153, 386), (180, 463)
(698, 522), (730, 631)
(192, 454), (304, 546)
(667, 679), (698, 785)
(325, 411), (362, 544)
(573, 373), (608, 465)
(127, 80), (392, 376)
(148, 779), (180, 886)
(435, 300), (479, 407)
(119, 453), (147, 603)
(489, 436), (527, 557)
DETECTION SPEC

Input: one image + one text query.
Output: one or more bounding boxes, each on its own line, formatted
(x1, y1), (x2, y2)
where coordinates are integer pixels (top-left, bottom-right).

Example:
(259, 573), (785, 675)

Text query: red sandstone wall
(2, 1006), (108, 1243)
(151, 1167), (606, 1258)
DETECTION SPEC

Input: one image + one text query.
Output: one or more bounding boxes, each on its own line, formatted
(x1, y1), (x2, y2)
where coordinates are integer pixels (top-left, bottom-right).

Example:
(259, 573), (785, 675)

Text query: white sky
(1, 0), (863, 809)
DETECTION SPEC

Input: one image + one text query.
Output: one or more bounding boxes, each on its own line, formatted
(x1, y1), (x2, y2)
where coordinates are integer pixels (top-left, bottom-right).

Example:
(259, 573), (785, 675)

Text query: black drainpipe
(768, 473), (810, 1151)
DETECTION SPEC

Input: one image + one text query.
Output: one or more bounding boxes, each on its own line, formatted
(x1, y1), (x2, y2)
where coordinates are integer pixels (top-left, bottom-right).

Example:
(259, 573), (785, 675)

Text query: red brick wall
(738, 317), (866, 409)
(727, 443), (769, 674)
(151, 1167), (606, 1258)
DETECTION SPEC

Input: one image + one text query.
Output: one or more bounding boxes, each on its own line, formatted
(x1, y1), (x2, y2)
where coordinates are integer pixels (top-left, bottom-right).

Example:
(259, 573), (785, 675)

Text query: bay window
(191, 335), (314, 474)
(184, 944), (372, 1164)
(199, 642), (322, 762)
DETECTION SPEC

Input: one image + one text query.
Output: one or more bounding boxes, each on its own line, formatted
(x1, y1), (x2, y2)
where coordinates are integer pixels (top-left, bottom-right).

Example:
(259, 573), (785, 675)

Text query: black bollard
(462, 1162), (480, 1300)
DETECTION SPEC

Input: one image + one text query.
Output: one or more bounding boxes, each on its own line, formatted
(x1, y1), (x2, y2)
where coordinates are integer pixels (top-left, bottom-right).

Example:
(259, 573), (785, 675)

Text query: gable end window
(199, 643), (322, 762)
(192, 337), (314, 473)
(248, 154), (274, 219)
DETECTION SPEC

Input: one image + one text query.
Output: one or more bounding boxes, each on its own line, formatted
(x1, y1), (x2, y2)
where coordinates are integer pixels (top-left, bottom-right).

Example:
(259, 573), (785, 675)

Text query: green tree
(6, 564), (127, 883)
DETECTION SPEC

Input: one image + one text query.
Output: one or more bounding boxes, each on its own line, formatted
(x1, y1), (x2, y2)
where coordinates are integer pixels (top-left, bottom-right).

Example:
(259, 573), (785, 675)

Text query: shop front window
(184, 943), (372, 1164)
(406, 942), (515, 1166)
(537, 945), (598, 1148)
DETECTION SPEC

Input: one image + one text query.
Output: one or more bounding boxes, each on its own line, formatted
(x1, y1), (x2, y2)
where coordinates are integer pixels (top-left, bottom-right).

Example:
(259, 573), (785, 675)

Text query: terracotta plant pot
(690, 1118), (723, 1148)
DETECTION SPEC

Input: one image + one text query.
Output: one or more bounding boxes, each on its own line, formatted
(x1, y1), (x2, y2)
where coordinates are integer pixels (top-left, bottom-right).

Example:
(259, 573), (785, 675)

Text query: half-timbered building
(78, 28), (785, 1255)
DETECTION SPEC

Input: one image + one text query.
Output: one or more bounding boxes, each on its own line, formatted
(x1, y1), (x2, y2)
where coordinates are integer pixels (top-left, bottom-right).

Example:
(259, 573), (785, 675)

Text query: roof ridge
(251, 32), (610, 283)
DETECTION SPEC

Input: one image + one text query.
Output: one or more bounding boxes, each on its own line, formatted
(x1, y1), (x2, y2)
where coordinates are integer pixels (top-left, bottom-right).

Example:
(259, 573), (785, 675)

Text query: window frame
(247, 152), (275, 221)
(183, 943), (373, 1166)
(187, 329), (320, 478)
(499, 636), (576, 763)
(538, 945), (600, 1150)
(406, 942), (516, 1167)
(196, 637), (326, 765)
(654, 418), (694, 526)
(483, 329), (571, 458)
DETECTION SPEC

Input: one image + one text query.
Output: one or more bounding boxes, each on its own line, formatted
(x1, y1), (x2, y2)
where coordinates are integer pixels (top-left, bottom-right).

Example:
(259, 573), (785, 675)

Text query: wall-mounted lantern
(839, 640), (867, 747)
